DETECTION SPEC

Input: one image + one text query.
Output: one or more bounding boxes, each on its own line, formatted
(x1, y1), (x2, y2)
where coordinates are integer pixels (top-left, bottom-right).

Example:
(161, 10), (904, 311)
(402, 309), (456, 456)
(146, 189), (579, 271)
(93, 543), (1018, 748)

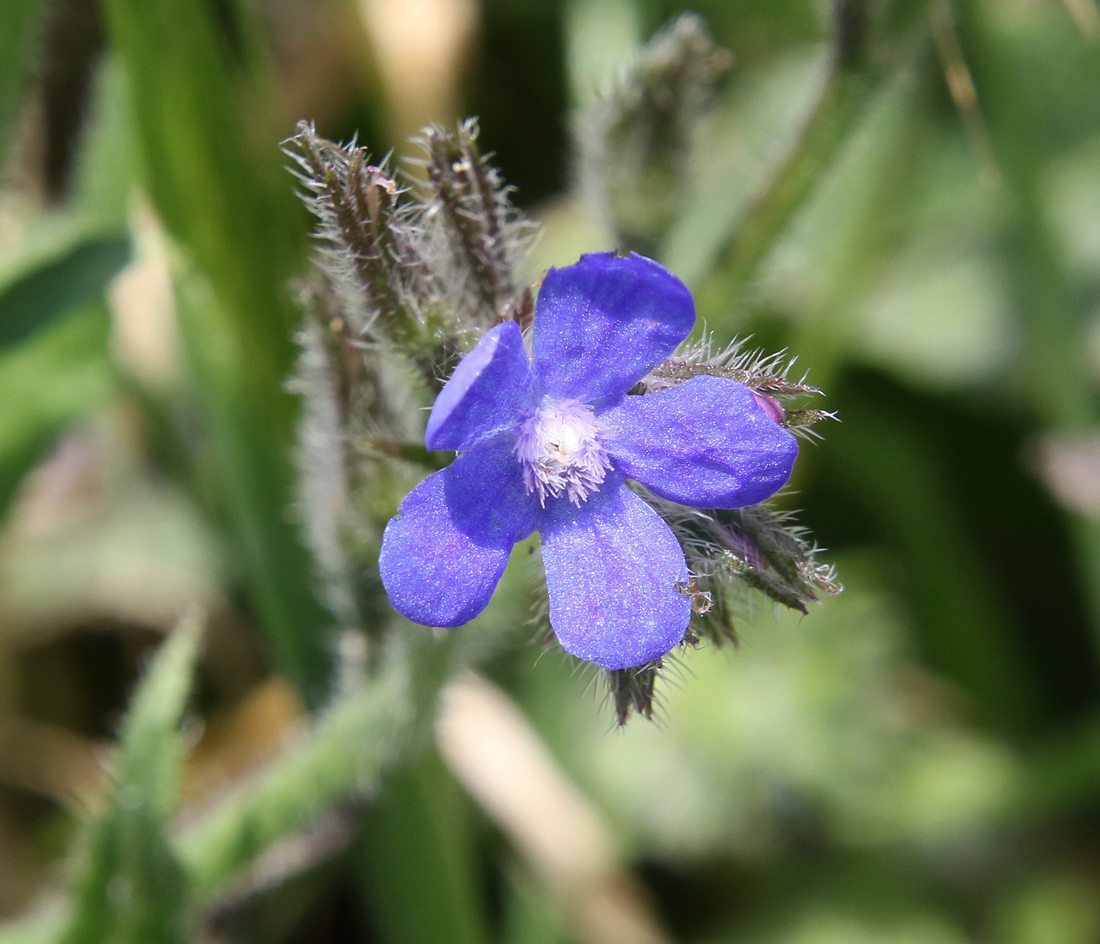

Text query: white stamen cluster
(514, 398), (612, 506)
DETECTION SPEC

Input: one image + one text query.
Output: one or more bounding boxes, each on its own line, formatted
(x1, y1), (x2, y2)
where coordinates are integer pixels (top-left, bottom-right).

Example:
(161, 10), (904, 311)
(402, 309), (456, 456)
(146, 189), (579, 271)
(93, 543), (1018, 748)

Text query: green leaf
(174, 276), (335, 707)
(0, 235), (131, 350)
(98, 0), (304, 373)
(57, 615), (203, 944)
(117, 616), (204, 810)
(100, 0), (333, 704)
(69, 56), (137, 230)
(0, 302), (114, 519)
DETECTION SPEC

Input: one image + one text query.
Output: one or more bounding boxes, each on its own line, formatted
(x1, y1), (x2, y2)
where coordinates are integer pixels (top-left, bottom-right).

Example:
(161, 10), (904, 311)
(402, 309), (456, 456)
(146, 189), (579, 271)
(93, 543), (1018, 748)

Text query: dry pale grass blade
(1031, 431), (1100, 519)
(182, 678), (304, 807)
(931, 0), (1000, 187)
(1060, 0), (1100, 39)
(107, 204), (182, 391)
(358, 0), (478, 143)
(436, 673), (673, 944)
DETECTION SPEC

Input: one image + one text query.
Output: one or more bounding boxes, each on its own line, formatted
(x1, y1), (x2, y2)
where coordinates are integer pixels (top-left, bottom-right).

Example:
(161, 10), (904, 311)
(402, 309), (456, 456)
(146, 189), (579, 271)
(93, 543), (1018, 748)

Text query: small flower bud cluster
(284, 120), (533, 645)
(633, 336), (839, 662)
(414, 125), (535, 329)
(285, 119), (532, 379)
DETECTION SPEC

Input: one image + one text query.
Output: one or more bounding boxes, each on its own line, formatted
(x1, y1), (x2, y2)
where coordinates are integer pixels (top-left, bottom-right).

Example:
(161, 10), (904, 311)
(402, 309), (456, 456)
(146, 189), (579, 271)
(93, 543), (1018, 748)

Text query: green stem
(698, 54), (881, 309)
(357, 750), (490, 944)
(699, 0), (935, 309)
(789, 67), (930, 398)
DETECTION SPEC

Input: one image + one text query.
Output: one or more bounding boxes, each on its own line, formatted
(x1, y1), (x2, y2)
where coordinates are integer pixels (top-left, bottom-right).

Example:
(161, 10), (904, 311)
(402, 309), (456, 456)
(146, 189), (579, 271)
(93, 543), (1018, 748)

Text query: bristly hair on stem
(413, 119), (536, 330)
(657, 496), (842, 650)
(284, 120), (542, 645)
(641, 334), (823, 400)
(285, 119), (537, 386)
(283, 121), (444, 350)
(635, 334), (839, 440)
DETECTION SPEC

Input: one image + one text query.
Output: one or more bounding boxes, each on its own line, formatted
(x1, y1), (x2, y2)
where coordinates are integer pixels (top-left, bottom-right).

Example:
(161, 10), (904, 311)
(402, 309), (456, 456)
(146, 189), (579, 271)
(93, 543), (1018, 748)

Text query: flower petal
(533, 252), (695, 407)
(600, 376), (798, 508)
(380, 440), (535, 626)
(425, 321), (534, 451)
(539, 478), (690, 669)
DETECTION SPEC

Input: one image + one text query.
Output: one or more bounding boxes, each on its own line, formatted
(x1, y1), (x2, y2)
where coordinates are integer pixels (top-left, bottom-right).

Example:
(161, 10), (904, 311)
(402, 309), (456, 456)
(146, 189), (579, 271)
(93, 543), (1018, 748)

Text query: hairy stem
(179, 633), (454, 905)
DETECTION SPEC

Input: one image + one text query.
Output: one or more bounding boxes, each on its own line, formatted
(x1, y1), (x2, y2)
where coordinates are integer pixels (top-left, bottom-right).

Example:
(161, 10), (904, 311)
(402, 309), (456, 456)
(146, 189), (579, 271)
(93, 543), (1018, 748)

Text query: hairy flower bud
(576, 14), (731, 257)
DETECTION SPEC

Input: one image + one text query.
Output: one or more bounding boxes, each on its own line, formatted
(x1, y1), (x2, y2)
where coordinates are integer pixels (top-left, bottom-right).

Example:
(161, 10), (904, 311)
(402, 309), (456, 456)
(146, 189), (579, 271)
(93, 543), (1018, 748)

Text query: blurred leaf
(697, 46), (881, 306)
(173, 276), (334, 706)
(0, 0), (44, 161)
(991, 869), (1100, 944)
(826, 392), (1040, 727)
(959, 2), (1095, 430)
(0, 475), (226, 632)
(0, 235), (130, 350)
(68, 56), (136, 230)
(358, 750), (489, 944)
(58, 615), (203, 944)
(564, 0), (641, 102)
(695, 0), (937, 308)
(960, 1), (1100, 657)
(0, 302), (113, 519)
(100, 0), (333, 704)
(0, 907), (64, 944)
(99, 0), (303, 367)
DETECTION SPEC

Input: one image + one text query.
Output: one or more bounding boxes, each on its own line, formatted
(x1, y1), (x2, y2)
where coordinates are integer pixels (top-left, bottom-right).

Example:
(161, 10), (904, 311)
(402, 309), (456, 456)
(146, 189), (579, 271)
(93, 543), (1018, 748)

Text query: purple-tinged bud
(752, 391), (787, 426)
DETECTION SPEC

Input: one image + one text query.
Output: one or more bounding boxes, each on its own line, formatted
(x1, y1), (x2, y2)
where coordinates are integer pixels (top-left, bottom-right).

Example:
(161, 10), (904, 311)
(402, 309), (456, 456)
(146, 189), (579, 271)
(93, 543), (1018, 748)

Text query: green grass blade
(114, 616), (204, 809)
(99, 0), (333, 703)
(180, 634), (454, 903)
(57, 615), (203, 944)
(0, 235), (130, 349)
(0, 302), (114, 519)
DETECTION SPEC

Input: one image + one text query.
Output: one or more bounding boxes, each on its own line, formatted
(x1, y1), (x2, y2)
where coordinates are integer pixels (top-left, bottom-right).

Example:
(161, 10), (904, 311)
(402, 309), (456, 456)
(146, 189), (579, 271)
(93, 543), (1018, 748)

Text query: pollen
(514, 398), (612, 506)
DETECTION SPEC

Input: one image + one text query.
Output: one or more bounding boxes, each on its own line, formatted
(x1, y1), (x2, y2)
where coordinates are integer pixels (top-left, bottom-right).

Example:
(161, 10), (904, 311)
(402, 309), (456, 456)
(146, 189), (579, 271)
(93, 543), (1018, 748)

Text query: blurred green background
(2, 0), (1100, 942)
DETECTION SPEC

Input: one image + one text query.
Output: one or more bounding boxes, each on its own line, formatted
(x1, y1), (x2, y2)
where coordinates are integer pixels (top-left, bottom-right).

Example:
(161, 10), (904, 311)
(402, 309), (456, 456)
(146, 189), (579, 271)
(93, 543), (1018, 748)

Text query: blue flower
(379, 252), (798, 669)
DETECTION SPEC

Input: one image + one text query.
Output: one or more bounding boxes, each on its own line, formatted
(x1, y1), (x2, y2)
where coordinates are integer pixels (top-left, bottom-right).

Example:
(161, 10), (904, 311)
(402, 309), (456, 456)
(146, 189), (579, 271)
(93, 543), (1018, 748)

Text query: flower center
(513, 398), (612, 506)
